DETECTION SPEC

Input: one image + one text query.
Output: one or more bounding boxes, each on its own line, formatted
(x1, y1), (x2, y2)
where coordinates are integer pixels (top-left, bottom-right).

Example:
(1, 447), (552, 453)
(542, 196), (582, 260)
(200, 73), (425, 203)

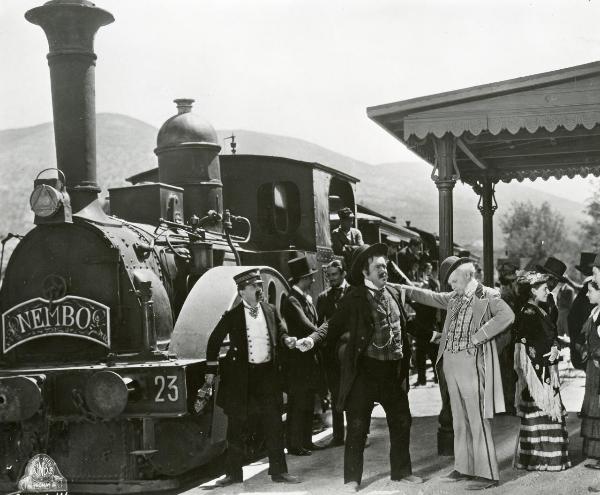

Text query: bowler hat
(233, 268), (262, 288)
(576, 252), (596, 276)
(337, 207), (355, 220)
(440, 256), (474, 286)
(535, 257), (568, 282)
(288, 256), (317, 282)
(350, 243), (388, 285)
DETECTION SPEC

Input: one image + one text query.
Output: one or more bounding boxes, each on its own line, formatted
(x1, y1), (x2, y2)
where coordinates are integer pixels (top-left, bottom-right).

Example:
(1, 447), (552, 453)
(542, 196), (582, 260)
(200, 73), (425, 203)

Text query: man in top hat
(204, 268), (300, 486)
(331, 207), (364, 257)
(298, 243), (422, 491)
(280, 255), (324, 456)
(569, 252), (598, 369)
(398, 255), (514, 490)
(316, 259), (351, 447)
(536, 257), (570, 325)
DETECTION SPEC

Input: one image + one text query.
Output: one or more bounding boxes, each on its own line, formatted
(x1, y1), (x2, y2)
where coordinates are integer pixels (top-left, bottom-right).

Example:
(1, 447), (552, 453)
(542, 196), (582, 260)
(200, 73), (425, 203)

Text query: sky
(1, 0), (600, 201)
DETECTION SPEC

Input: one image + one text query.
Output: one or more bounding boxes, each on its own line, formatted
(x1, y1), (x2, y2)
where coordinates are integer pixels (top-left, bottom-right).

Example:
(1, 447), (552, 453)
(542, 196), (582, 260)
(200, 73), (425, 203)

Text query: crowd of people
(199, 222), (600, 491)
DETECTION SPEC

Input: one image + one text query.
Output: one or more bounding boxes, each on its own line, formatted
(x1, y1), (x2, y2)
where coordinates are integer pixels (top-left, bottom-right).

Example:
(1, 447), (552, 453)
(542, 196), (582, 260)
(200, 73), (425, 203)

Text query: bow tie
(248, 306), (259, 319)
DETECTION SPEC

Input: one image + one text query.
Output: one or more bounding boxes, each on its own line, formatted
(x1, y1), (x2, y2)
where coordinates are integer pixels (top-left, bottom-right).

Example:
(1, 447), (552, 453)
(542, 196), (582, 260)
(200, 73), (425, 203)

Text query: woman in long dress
(513, 271), (571, 471)
(580, 280), (600, 468)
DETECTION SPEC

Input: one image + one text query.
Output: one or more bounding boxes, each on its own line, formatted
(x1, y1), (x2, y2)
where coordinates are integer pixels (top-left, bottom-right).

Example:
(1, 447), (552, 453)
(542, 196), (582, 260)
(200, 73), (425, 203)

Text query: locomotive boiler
(0, 0), (362, 492)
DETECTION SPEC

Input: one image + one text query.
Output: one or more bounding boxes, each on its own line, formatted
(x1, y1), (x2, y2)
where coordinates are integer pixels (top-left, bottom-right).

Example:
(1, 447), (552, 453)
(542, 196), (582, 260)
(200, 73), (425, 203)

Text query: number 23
(154, 375), (179, 402)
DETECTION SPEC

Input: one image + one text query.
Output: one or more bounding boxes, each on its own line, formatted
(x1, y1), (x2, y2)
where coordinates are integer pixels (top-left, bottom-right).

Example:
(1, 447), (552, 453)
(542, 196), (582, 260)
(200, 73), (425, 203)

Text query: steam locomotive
(0, 1), (472, 493)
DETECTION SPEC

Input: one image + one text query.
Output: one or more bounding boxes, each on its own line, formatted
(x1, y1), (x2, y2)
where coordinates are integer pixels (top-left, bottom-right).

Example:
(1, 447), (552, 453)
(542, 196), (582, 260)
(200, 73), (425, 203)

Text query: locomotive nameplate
(2, 296), (110, 353)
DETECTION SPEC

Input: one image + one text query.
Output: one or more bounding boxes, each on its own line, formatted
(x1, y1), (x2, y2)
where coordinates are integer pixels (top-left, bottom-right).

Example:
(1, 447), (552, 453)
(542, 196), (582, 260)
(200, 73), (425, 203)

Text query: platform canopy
(367, 61), (600, 185)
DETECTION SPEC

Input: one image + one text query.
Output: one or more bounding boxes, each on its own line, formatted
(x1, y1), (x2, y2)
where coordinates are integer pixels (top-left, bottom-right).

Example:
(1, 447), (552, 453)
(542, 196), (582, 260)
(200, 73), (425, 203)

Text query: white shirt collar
(592, 306), (600, 320)
(364, 279), (384, 291)
(243, 301), (260, 310)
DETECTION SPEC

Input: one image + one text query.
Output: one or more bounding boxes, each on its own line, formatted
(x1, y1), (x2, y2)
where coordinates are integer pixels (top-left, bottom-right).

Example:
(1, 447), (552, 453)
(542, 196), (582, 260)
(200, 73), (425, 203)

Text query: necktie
(248, 306), (259, 319)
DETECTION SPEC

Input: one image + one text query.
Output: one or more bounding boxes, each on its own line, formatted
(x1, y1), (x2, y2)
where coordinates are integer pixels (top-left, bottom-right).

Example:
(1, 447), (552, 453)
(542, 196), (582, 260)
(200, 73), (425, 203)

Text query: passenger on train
(204, 269), (300, 486)
(331, 207), (364, 257)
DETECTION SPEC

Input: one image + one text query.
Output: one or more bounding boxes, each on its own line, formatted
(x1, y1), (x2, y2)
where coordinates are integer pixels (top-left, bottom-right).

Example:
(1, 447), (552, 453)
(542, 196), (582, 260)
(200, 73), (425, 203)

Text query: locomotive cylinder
(155, 99), (224, 231)
(25, 0), (114, 213)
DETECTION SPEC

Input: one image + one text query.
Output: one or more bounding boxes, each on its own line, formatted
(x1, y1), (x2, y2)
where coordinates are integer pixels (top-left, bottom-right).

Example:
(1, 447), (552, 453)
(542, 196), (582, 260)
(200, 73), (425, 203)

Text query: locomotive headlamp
(30, 168), (72, 225)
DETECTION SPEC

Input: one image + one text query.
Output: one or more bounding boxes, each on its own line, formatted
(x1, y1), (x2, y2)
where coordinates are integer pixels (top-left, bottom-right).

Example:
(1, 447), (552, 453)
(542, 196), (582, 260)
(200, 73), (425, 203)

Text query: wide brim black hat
(440, 256), (474, 286)
(535, 256), (568, 283)
(350, 243), (388, 285)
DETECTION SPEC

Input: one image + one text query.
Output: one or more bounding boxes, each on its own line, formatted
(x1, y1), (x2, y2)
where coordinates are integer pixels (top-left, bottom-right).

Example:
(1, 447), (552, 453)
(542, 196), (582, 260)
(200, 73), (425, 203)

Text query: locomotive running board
(0, 478), (180, 494)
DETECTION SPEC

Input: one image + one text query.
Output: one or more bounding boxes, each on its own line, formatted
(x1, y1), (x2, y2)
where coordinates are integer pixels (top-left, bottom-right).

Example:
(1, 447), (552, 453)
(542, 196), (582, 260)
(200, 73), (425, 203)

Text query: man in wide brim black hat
(349, 243), (388, 285)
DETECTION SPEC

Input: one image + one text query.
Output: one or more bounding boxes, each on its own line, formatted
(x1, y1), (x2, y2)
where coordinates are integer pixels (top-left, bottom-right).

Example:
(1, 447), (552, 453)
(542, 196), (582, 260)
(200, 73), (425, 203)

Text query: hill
(0, 114), (588, 254)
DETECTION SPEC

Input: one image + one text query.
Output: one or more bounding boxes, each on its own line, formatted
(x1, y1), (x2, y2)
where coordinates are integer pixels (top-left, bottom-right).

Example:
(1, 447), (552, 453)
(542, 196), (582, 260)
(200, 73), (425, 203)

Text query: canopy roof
(367, 61), (600, 184)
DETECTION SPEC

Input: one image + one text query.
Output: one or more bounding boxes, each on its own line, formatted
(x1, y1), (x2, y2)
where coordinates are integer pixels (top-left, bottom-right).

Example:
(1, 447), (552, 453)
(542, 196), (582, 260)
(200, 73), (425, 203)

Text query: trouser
(226, 363), (287, 478)
(443, 348), (499, 480)
(499, 342), (516, 414)
(415, 340), (439, 383)
(287, 387), (316, 450)
(344, 357), (412, 484)
(325, 357), (345, 442)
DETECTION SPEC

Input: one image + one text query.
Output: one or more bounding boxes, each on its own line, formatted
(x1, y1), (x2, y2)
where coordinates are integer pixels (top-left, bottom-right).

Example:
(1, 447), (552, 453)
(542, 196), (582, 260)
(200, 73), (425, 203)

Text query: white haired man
(401, 256), (514, 490)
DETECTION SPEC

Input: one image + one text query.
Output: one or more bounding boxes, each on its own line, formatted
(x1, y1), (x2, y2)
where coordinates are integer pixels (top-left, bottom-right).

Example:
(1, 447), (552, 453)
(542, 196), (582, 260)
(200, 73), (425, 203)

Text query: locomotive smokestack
(25, 0), (114, 213)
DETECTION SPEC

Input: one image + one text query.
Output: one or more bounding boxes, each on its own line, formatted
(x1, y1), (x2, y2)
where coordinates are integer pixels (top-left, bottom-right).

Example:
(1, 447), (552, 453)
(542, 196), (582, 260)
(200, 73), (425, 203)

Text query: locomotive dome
(155, 98), (218, 152)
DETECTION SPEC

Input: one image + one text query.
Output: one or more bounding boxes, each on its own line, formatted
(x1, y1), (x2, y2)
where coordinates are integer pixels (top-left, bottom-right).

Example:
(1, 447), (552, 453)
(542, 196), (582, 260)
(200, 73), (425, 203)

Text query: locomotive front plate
(2, 296), (110, 353)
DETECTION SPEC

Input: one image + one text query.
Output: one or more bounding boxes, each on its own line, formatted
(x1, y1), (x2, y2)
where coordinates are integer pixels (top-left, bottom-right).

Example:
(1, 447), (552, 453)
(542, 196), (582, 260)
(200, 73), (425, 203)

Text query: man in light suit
(402, 256), (514, 490)
(204, 269), (300, 486)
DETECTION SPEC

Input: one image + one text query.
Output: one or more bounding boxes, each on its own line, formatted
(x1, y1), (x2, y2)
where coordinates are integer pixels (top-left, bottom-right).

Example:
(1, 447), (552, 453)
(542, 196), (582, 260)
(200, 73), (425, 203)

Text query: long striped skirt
(514, 390), (571, 471)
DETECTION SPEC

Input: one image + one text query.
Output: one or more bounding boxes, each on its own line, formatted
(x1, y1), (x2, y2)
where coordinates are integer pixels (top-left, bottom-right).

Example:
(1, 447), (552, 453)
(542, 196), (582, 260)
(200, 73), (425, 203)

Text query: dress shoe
(585, 462), (600, 470)
(465, 478), (499, 491)
(271, 473), (301, 484)
(395, 474), (424, 485)
(442, 469), (473, 482)
(288, 447), (312, 456)
(215, 475), (242, 487)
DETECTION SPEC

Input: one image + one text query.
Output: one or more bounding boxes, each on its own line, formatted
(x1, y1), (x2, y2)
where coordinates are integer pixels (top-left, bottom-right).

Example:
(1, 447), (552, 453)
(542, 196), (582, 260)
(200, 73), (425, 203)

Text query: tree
(500, 201), (571, 266)
(580, 182), (600, 250)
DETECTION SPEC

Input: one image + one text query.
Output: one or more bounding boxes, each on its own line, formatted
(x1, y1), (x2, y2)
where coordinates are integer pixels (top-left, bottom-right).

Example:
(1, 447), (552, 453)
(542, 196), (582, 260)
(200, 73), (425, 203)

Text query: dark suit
(310, 284), (413, 484)
(281, 287), (322, 450)
(569, 278), (595, 370)
(316, 282), (351, 443)
(206, 301), (289, 478)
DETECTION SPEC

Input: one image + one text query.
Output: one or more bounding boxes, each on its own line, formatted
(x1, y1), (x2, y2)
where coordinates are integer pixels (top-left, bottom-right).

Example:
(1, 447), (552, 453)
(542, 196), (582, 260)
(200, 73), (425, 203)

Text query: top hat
(288, 256), (317, 282)
(233, 268), (262, 288)
(576, 252), (596, 276)
(440, 256), (474, 286)
(337, 207), (355, 220)
(350, 243), (388, 284)
(535, 256), (568, 282)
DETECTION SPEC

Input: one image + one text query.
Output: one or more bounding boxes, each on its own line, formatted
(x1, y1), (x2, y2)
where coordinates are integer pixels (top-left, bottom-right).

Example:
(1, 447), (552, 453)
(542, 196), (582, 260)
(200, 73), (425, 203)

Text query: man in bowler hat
(204, 268), (300, 486)
(298, 244), (423, 491)
(331, 207), (364, 257)
(400, 256), (514, 490)
(280, 255), (325, 455)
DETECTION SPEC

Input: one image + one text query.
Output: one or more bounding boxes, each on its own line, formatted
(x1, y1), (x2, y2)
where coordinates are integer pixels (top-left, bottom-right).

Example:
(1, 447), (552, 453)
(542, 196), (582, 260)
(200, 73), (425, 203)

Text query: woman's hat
(350, 243), (388, 284)
(576, 252), (596, 276)
(440, 255), (473, 286)
(288, 255), (317, 282)
(535, 257), (568, 282)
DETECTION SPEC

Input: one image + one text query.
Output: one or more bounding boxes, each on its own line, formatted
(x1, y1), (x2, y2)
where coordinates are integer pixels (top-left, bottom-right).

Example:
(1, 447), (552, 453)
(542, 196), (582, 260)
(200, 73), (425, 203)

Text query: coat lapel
(260, 302), (277, 347)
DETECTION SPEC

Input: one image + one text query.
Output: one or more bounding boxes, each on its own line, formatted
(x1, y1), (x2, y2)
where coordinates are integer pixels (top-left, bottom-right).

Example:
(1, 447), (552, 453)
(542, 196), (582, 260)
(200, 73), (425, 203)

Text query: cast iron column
(433, 134), (456, 456)
(478, 178), (497, 287)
